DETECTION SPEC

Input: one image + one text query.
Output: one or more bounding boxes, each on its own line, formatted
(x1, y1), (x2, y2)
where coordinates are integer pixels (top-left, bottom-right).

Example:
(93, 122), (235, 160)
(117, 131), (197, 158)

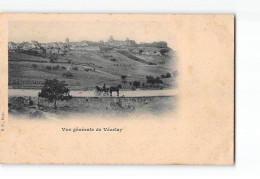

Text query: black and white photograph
(8, 21), (178, 118)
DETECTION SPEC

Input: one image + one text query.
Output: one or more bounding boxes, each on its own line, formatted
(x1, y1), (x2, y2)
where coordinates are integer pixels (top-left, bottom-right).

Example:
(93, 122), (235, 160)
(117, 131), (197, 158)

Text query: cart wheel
(94, 90), (99, 96)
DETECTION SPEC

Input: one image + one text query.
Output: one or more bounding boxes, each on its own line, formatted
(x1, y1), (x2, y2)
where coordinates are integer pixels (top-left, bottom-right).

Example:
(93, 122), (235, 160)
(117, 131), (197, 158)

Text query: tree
(49, 53), (58, 63)
(159, 48), (170, 55)
(53, 65), (60, 70)
(61, 66), (66, 70)
(139, 49), (144, 53)
(133, 81), (140, 88)
(45, 66), (52, 70)
(121, 75), (127, 81)
(38, 79), (72, 110)
(161, 74), (166, 79)
(146, 75), (155, 85)
(161, 72), (171, 79)
(155, 76), (163, 86)
(166, 72), (171, 78)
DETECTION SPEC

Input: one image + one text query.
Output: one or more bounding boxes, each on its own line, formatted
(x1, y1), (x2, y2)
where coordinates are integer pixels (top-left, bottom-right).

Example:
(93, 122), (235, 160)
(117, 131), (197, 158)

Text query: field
(8, 96), (177, 118)
(8, 48), (176, 90)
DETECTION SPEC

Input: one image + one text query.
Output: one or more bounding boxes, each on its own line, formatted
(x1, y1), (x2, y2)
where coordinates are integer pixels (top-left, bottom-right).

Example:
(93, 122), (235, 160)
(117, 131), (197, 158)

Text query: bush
(161, 74), (166, 79)
(60, 66), (66, 70)
(121, 75), (127, 80)
(166, 72), (171, 78)
(146, 76), (163, 86)
(32, 64), (38, 69)
(28, 97), (33, 106)
(161, 72), (171, 79)
(9, 96), (28, 111)
(155, 76), (163, 85)
(159, 48), (170, 55)
(45, 66), (52, 70)
(84, 68), (91, 72)
(72, 66), (78, 70)
(62, 72), (73, 78)
(146, 75), (155, 85)
(133, 81), (140, 88)
(53, 65), (60, 70)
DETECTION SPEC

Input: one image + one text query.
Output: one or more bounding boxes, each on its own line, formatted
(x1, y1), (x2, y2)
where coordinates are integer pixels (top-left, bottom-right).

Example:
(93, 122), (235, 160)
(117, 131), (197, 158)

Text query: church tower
(108, 35), (114, 42)
(65, 38), (70, 45)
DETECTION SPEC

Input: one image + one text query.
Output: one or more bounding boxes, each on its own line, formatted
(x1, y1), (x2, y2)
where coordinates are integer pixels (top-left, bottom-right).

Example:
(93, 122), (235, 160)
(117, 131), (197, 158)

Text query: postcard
(0, 14), (234, 164)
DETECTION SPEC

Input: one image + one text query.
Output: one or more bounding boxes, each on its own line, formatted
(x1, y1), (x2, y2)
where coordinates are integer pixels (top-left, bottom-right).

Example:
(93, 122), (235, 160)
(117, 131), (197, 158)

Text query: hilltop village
(8, 36), (176, 90)
(9, 36), (169, 57)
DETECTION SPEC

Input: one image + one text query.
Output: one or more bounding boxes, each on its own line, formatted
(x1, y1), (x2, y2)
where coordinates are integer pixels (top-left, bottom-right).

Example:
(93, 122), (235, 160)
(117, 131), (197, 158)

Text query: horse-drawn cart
(94, 85), (122, 97)
(94, 86), (109, 96)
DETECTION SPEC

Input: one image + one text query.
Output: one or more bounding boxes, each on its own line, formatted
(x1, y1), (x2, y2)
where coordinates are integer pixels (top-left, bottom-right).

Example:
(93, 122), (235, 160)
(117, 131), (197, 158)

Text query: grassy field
(8, 95), (176, 118)
(8, 49), (176, 90)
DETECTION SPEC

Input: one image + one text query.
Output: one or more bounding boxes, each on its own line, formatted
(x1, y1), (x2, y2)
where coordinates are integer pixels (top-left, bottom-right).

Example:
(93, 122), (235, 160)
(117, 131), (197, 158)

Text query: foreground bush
(9, 96), (28, 111)
(62, 72), (73, 78)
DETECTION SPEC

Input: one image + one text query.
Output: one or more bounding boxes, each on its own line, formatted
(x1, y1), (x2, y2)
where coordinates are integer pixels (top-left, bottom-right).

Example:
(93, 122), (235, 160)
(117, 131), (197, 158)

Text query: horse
(103, 87), (109, 95)
(94, 86), (102, 96)
(94, 86), (109, 96)
(109, 84), (122, 97)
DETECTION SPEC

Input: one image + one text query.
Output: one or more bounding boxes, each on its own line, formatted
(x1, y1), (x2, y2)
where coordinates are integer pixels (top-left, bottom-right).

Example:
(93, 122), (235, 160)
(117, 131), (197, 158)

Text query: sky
(8, 20), (170, 44)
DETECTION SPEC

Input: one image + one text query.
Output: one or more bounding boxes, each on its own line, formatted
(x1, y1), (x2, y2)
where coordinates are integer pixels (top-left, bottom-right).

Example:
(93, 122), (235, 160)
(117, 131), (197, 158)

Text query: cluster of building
(7, 36), (118, 53)
(106, 36), (136, 47)
(8, 36), (168, 56)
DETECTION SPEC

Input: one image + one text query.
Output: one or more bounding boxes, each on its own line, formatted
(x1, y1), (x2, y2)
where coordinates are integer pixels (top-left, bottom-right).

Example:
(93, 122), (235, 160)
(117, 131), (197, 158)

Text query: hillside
(8, 48), (177, 90)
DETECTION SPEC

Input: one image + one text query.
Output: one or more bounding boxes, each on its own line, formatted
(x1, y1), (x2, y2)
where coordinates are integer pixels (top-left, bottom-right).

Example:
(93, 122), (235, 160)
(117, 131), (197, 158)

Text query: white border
(1, 0), (260, 178)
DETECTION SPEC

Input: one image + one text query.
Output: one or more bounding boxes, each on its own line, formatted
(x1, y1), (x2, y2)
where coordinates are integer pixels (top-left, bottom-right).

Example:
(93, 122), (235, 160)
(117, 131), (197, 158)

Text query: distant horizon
(8, 21), (173, 45)
(8, 38), (161, 44)
(8, 38), (167, 44)
(8, 36), (167, 44)
(8, 36), (125, 43)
